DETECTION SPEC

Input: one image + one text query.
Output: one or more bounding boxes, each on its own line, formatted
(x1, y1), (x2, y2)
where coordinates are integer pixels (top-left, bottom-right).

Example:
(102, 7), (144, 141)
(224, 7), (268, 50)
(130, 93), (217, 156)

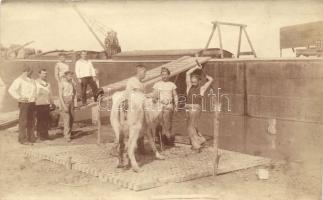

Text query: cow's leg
(110, 106), (121, 157)
(123, 133), (131, 169)
(117, 131), (125, 168)
(147, 125), (165, 160)
(128, 124), (142, 172)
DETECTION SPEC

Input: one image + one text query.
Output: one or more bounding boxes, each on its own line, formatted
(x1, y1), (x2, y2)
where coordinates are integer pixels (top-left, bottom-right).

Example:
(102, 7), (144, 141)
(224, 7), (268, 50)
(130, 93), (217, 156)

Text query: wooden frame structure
(203, 21), (257, 58)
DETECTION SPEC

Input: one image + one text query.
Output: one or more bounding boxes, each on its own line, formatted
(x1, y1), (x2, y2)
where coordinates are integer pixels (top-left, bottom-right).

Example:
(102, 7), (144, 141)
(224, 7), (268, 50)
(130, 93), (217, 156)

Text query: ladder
(202, 21), (257, 58)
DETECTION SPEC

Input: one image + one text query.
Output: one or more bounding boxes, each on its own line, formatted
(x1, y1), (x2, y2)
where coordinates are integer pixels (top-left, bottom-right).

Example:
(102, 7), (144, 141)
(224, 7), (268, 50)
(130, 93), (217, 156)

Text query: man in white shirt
(54, 53), (70, 84)
(8, 66), (37, 144)
(35, 69), (54, 141)
(152, 67), (178, 146)
(75, 51), (98, 106)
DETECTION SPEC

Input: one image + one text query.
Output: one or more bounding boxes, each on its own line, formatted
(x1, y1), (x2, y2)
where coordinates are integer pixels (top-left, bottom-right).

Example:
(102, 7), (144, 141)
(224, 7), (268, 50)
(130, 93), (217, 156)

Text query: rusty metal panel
(280, 21), (323, 49)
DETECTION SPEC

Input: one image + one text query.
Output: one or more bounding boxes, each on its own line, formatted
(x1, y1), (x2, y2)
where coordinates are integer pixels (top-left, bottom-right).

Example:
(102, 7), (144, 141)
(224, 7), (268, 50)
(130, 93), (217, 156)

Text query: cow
(110, 91), (165, 172)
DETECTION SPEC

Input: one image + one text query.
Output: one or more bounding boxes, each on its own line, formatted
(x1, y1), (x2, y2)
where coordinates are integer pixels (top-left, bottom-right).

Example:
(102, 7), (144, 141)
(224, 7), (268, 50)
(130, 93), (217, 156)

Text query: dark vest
(186, 85), (203, 105)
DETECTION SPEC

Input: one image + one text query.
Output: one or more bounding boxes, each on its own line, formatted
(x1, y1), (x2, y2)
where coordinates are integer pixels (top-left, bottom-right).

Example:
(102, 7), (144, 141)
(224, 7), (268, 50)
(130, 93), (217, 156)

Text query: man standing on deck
(185, 64), (213, 153)
(59, 71), (76, 142)
(75, 50), (98, 106)
(152, 67), (178, 146)
(35, 69), (54, 141)
(8, 66), (37, 144)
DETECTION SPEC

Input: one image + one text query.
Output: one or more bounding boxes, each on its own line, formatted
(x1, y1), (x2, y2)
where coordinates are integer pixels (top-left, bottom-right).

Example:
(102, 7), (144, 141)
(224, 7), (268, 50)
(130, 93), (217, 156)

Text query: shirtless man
(125, 65), (147, 152)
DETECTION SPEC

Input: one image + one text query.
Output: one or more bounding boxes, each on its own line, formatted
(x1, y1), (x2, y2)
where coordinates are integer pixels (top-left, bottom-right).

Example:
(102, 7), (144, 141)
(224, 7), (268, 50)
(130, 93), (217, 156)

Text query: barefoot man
(185, 64), (213, 152)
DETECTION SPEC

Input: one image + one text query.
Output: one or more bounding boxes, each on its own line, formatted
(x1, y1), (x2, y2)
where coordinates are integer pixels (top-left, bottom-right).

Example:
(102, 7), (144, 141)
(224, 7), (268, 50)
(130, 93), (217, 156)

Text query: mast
(71, 4), (109, 56)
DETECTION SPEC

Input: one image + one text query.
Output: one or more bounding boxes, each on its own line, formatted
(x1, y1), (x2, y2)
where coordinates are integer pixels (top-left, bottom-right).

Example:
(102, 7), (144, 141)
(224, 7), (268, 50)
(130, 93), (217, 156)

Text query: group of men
(125, 63), (213, 152)
(8, 51), (99, 144)
(8, 50), (213, 152)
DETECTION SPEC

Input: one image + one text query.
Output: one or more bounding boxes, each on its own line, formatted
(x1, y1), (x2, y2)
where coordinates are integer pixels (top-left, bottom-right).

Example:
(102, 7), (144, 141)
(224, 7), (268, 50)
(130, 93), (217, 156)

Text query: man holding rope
(185, 61), (213, 153)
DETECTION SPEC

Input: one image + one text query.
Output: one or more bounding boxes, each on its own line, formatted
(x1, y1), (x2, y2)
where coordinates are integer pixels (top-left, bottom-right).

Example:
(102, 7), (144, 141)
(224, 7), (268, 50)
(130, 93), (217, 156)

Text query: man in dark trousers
(8, 66), (37, 144)
(75, 50), (98, 106)
(35, 69), (54, 141)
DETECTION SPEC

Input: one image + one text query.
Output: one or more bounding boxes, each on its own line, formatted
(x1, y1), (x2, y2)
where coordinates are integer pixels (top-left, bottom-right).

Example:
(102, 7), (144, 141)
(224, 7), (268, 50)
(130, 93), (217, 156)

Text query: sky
(1, 0), (323, 57)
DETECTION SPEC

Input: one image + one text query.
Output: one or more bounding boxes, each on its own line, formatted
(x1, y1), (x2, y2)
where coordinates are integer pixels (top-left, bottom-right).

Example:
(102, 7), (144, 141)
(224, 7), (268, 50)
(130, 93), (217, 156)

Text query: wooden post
(203, 24), (217, 54)
(237, 26), (243, 58)
(217, 24), (224, 58)
(242, 64), (248, 152)
(67, 156), (72, 169)
(242, 27), (257, 58)
(213, 100), (220, 176)
(97, 97), (102, 144)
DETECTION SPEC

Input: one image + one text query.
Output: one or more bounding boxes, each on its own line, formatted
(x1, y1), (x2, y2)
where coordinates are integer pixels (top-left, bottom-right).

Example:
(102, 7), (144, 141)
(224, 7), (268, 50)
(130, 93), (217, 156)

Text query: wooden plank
(204, 25), (216, 51)
(101, 56), (211, 95)
(24, 144), (271, 191)
(0, 110), (19, 129)
(212, 21), (247, 27)
(217, 24), (224, 59)
(242, 27), (257, 58)
(239, 51), (254, 56)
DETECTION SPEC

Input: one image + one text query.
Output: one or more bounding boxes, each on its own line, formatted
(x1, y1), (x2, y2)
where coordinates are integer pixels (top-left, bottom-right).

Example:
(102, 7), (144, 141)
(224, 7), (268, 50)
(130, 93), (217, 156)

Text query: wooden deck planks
(24, 143), (271, 191)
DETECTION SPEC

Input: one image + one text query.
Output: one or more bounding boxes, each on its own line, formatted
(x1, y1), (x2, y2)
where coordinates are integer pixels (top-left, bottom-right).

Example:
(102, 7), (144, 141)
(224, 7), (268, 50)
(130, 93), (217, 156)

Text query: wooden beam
(237, 26), (243, 58)
(213, 21), (247, 27)
(239, 52), (254, 56)
(203, 24), (217, 54)
(242, 27), (257, 58)
(217, 24), (224, 58)
(97, 97), (102, 144)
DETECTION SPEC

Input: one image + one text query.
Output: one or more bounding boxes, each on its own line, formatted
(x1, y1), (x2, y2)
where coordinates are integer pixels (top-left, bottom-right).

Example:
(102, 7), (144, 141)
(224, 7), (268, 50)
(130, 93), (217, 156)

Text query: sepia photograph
(0, 0), (323, 199)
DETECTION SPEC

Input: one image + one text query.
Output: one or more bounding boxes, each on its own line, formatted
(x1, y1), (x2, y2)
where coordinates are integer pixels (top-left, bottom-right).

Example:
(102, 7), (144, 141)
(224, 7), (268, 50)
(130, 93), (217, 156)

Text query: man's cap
(161, 67), (170, 75)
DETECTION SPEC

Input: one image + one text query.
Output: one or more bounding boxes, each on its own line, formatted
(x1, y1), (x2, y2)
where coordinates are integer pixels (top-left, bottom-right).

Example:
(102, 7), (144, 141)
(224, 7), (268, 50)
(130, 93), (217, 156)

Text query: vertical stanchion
(237, 26), (243, 58)
(217, 24), (224, 59)
(97, 96), (102, 144)
(213, 99), (220, 176)
(242, 27), (257, 58)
